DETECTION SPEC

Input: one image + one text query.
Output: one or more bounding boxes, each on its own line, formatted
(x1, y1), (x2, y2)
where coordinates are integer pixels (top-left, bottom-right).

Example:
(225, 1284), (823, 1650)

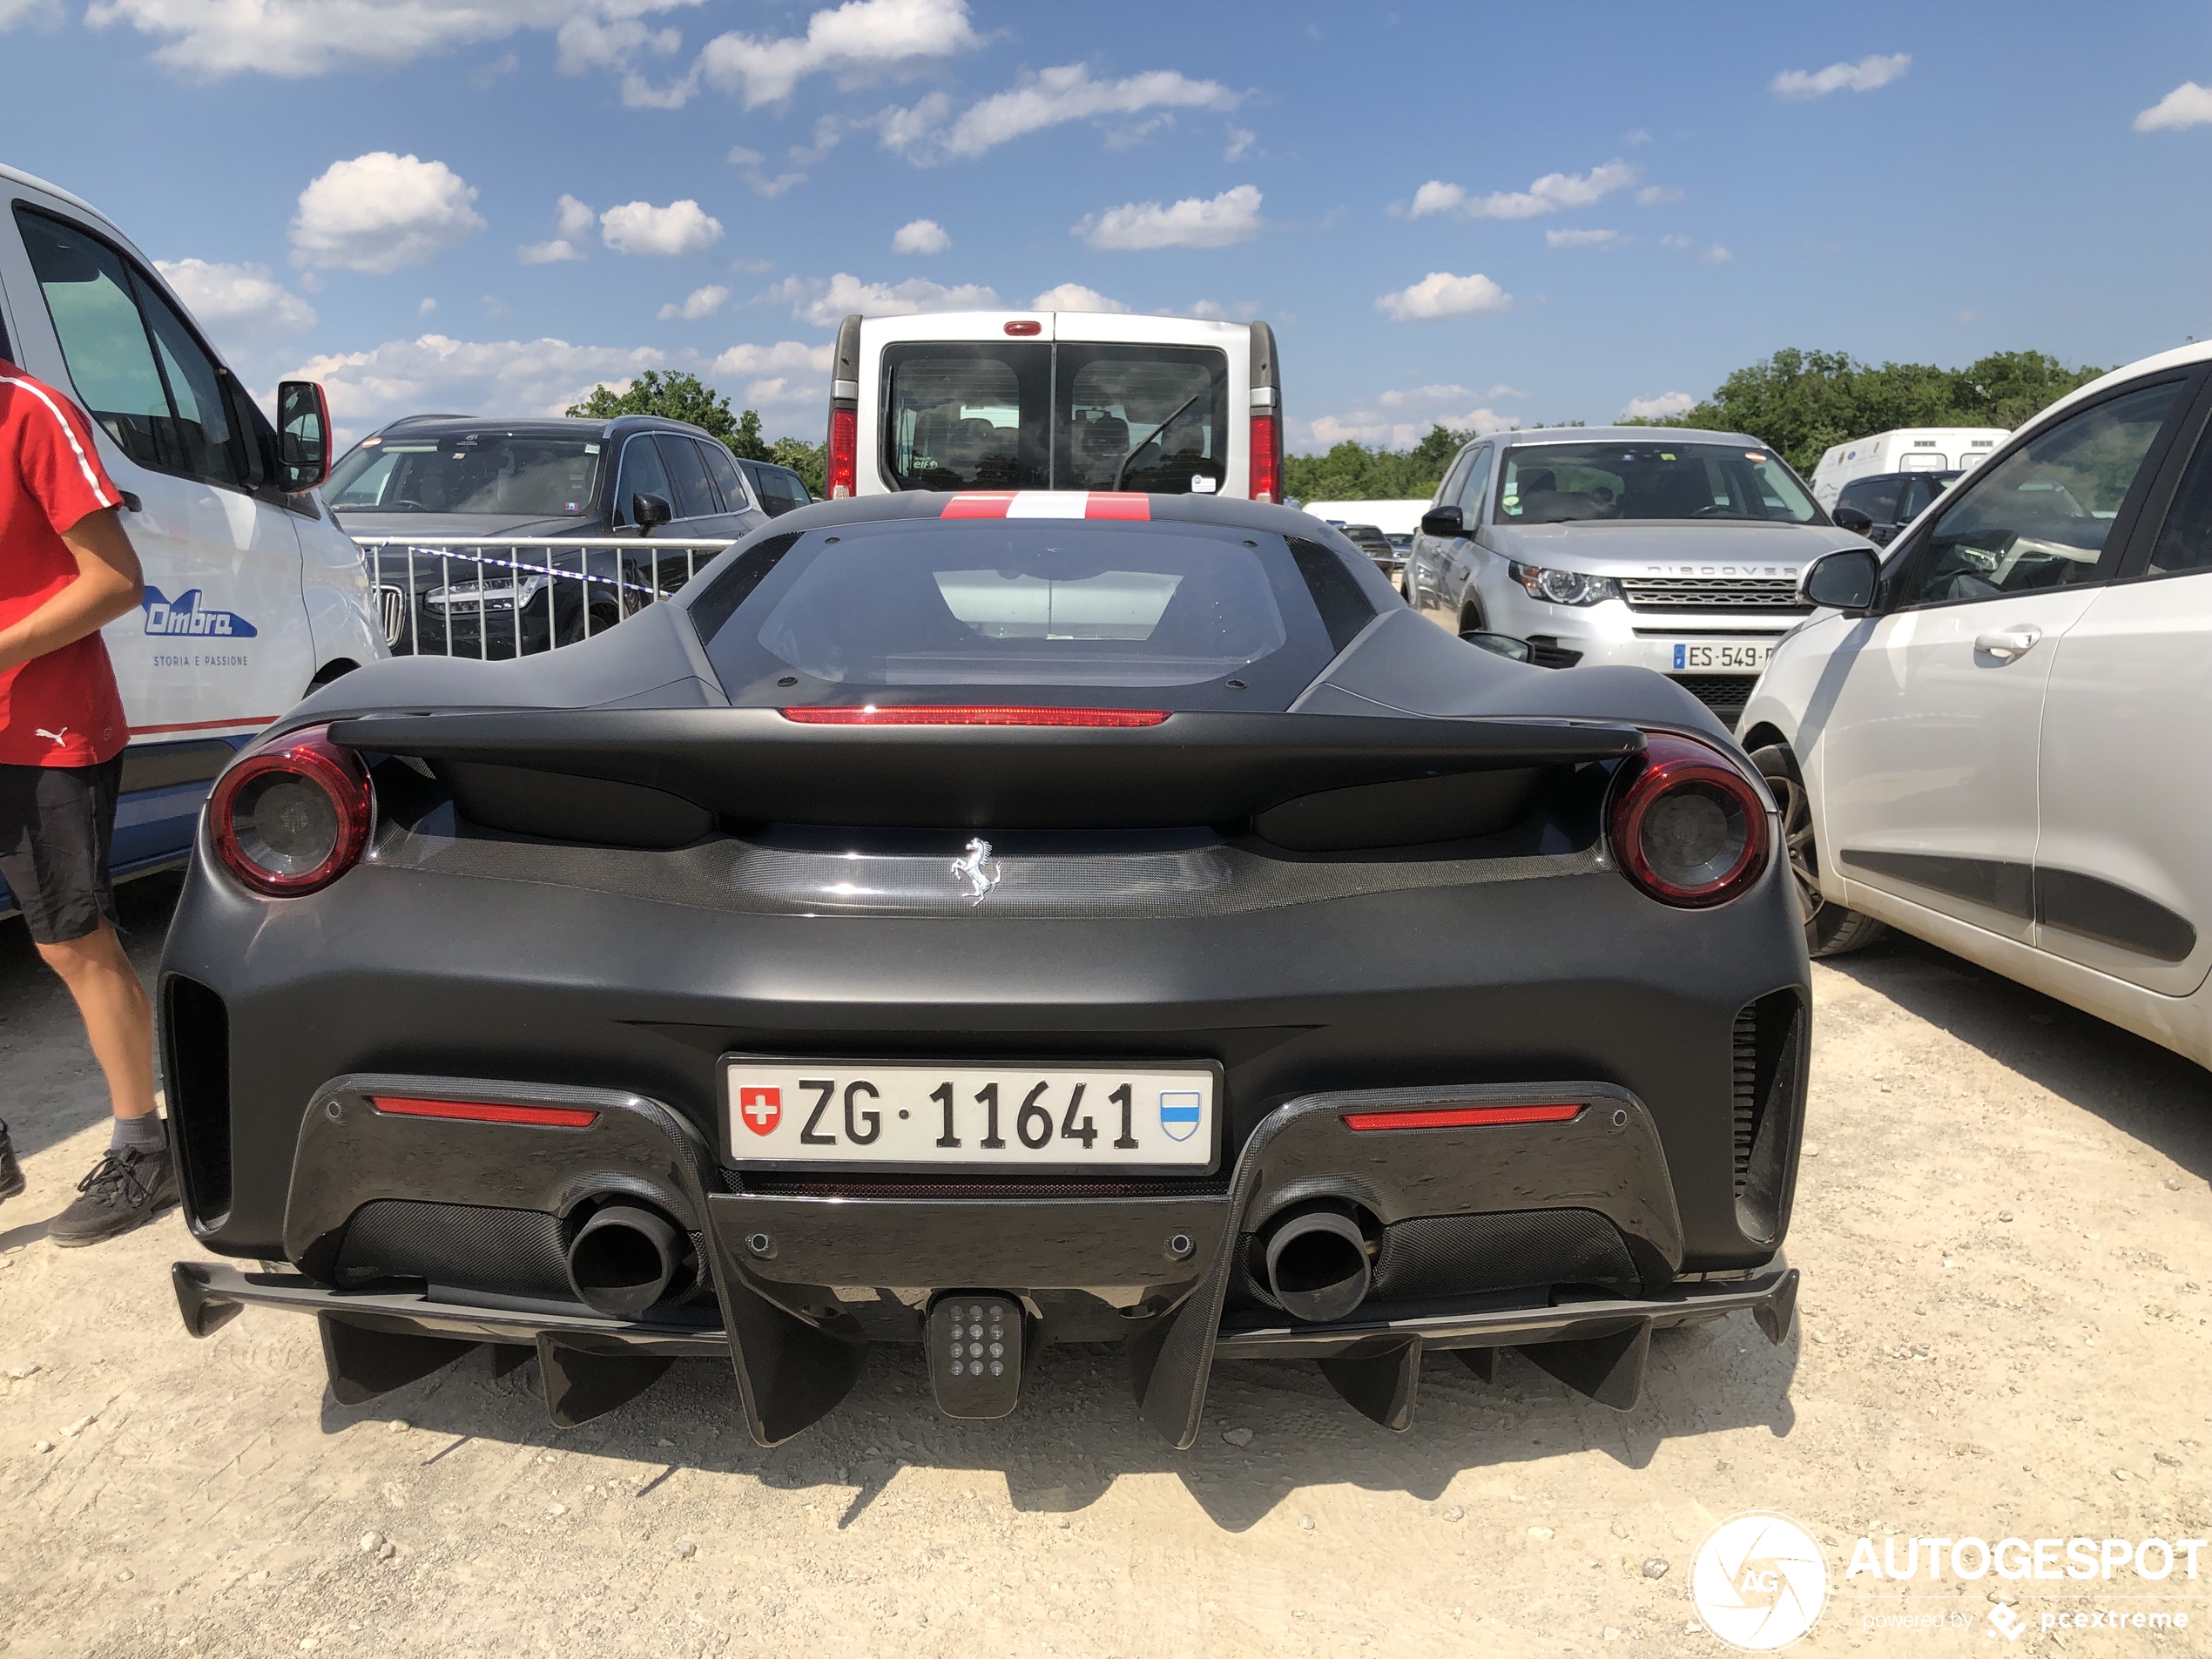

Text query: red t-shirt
(0, 359), (130, 767)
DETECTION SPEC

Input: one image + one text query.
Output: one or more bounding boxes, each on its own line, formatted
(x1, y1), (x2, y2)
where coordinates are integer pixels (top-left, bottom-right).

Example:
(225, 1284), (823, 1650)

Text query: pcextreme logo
(143, 587), (258, 637)
(1692, 1511), (1831, 1651)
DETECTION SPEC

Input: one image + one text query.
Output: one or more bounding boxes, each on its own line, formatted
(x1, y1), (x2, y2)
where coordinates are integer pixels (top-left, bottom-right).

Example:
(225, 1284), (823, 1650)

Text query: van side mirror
(1799, 547), (1881, 613)
(274, 380), (331, 492)
(1420, 504), (1465, 538)
(1459, 629), (1533, 663)
(1831, 504), (1875, 535)
(631, 493), (673, 532)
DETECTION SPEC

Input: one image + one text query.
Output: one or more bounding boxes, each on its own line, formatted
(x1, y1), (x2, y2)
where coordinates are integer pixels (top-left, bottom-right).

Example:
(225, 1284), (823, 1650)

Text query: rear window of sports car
(692, 519), (1355, 711)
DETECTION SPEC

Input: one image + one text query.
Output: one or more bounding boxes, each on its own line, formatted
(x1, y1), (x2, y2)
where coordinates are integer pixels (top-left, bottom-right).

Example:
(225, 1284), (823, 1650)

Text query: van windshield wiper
(1112, 392), (1205, 491)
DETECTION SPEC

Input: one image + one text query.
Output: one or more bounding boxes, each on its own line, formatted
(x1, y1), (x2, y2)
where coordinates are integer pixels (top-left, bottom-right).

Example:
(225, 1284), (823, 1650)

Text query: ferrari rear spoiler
(328, 707), (1644, 841)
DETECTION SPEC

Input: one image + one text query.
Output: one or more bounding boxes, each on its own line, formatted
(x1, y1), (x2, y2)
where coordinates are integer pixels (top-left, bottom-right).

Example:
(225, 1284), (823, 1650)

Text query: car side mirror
(1799, 547), (1881, 613)
(631, 492), (673, 532)
(274, 380), (332, 492)
(1830, 504), (1875, 535)
(1460, 629), (1533, 663)
(1420, 505), (1465, 538)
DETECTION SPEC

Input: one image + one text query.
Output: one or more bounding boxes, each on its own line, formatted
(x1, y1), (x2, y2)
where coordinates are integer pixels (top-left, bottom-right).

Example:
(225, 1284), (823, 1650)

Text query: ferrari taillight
(1607, 732), (1770, 908)
(208, 725), (372, 897)
(826, 404), (857, 499)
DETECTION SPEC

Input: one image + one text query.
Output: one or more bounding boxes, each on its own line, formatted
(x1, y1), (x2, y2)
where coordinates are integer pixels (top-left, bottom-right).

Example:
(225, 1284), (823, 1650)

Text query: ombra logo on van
(142, 587), (258, 638)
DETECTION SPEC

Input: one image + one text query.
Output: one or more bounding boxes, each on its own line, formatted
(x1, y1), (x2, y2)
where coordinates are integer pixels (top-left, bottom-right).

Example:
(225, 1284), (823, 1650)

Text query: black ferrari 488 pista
(164, 489), (1807, 1446)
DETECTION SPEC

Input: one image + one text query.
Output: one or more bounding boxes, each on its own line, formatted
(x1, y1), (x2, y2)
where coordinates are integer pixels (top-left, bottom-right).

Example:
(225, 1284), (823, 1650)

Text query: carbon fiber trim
(334, 1199), (570, 1299)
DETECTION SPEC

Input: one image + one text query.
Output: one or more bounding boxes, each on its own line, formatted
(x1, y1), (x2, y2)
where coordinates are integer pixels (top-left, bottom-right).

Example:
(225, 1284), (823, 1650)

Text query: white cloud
(1661, 233), (1696, 250)
(1770, 52), (1911, 99)
(658, 284), (729, 320)
(0, 0), (63, 31)
(519, 193), (597, 263)
(418, 297), (437, 316)
(1635, 185), (1683, 206)
(554, 10), (694, 107)
(1703, 244), (1734, 264)
(892, 218), (950, 256)
(1224, 125), (1255, 162)
(765, 273), (1000, 327)
(289, 152), (484, 274)
(877, 64), (1238, 164)
(1406, 159), (1637, 221)
(600, 199), (722, 257)
(1029, 282), (1128, 313)
(153, 260), (316, 352)
(2135, 82), (2212, 132)
(84, 0), (704, 78)
(1301, 406), (1519, 449)
(698, 0), (979, 108)
(1075, 184), (1264, 251)
(711, 340), (834, 377)
(1625, 128), (1651, 146)
(1621, 391), (1695, 420)
(1375, 272), (1512, 322)
(1545, 227), (1620, 248)
(285, 332), (672, 440)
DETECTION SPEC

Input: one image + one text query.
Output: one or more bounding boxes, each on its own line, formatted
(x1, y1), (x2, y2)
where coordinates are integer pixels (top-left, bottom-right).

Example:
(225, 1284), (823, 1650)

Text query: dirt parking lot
(2, 875), (2208, 1657)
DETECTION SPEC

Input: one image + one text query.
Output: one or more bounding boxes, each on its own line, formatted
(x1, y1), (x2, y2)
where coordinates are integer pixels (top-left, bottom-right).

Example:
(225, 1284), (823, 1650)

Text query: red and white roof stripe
(941, 490), (1150, 521)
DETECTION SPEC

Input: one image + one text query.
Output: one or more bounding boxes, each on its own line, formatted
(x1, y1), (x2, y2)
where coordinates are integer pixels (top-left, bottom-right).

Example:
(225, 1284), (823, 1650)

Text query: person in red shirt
(0, 358), (170, 1244)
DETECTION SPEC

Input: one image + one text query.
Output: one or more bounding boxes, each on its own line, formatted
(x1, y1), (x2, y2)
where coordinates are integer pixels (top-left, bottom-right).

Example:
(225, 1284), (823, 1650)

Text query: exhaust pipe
(566, 1204), (688, 1318)
(1260, 1203), (1373, 1324)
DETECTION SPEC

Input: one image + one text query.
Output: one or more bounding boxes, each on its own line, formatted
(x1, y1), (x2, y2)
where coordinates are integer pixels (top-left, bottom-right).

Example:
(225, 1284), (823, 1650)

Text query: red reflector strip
(1341, 1103), (1583, 1132)
(779, 705), (1170, 727)
(941, 491), (1017, 518)
(372, 1096), (599, 1129)
(938, 491), (1153, 521)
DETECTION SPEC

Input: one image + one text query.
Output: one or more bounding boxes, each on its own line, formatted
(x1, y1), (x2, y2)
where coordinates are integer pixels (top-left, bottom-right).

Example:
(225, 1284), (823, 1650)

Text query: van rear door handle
(1974, 628), (2041, 660)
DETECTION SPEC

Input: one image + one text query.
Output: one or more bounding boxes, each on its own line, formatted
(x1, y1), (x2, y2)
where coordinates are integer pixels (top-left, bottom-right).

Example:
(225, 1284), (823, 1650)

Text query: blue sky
(2, 0), (2208, 449)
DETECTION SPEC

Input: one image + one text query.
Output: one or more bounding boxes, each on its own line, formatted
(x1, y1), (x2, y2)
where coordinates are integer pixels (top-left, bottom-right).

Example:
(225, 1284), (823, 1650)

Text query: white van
(1809, 427), (2007, 506)
(1303, 497), (1428, 548)
(0, 163), (381, 901)
(825, 311), (1283, 502)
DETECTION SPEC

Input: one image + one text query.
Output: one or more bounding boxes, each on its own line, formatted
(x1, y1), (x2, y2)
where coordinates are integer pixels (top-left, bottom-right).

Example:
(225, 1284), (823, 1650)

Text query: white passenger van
(1809, 427), (2007, 506)
(825, 311), (1283, 502)
(0, 163), (381, 903)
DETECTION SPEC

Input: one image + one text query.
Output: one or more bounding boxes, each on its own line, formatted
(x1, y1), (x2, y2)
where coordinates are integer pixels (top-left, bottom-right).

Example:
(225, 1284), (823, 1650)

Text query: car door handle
(1974, 627), (2042, 660)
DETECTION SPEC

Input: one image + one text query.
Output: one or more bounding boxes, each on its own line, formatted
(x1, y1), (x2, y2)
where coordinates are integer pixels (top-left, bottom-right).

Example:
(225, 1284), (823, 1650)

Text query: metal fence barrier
(351, 536), (738, 660)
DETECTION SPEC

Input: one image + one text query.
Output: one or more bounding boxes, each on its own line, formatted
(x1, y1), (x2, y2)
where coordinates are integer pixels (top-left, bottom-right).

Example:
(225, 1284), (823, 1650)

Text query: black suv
(329, 414), (772, 658)
(1828, 469), (1961, 546)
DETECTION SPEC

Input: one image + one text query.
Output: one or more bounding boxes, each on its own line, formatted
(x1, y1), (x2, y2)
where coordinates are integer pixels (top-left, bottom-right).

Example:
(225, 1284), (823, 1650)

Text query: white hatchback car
(1738, 341), (2212, 1065)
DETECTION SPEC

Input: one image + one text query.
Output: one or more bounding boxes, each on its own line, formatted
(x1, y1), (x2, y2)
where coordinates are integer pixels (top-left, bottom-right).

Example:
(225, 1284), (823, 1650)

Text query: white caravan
(1809, 427), (2008, 506)
(825, 311), (1284, 504)
(0, 162), (380, 904)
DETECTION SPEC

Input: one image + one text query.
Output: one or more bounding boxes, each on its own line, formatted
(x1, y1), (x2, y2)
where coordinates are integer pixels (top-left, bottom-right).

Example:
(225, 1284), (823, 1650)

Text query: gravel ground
(2, 873), (2208, 1656)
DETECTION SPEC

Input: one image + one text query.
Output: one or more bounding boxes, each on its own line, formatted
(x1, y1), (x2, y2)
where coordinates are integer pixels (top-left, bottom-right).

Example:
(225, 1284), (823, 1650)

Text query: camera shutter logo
(1690, 1511), (1829, 1651)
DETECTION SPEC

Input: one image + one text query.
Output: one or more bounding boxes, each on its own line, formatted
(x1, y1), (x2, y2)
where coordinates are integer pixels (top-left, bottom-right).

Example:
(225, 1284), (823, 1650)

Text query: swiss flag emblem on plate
(738, 1086), (782, 1136)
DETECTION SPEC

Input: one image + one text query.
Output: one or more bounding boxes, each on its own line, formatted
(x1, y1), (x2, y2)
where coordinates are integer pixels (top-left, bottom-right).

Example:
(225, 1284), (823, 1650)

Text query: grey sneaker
(0, 1119), (21, 1204)
(50, 1145), (176, 1247)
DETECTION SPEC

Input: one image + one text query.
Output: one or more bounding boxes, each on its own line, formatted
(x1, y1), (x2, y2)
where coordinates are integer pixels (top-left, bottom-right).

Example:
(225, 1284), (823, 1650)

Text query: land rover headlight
(1509, 562), (1622, 606)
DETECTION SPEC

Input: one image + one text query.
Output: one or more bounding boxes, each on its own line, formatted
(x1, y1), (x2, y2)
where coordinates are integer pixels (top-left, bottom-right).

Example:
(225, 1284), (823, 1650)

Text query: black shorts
(0, 757), (122, 945)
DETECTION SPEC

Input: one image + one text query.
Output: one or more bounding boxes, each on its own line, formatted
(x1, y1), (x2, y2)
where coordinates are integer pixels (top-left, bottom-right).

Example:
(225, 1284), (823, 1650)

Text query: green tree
(1285, 422), (1480, 502)
(770, 435), (827, 497)
(1623, 347), (2105, 475)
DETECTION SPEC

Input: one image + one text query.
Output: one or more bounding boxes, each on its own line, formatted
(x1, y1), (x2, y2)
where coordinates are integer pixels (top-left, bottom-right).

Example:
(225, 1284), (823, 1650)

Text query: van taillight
(827, 405), (857, 499)
(1249, 412), (1282, 503)
(1003, 320), (1042, 336)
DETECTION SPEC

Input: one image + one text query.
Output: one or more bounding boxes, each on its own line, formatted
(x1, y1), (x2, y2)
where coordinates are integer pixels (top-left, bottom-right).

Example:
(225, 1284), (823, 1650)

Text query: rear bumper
(172, 1074), (1798, 1446)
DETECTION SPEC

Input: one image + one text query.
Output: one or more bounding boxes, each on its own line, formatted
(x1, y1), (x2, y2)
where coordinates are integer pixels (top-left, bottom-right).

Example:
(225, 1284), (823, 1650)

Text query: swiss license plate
(1668, 640), (1774, 672)
(721, 1059), (1221, 1170)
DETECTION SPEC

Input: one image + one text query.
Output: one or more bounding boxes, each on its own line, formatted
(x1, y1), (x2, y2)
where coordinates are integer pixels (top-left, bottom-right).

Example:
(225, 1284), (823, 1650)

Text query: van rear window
(880, 342), (1228, 494)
